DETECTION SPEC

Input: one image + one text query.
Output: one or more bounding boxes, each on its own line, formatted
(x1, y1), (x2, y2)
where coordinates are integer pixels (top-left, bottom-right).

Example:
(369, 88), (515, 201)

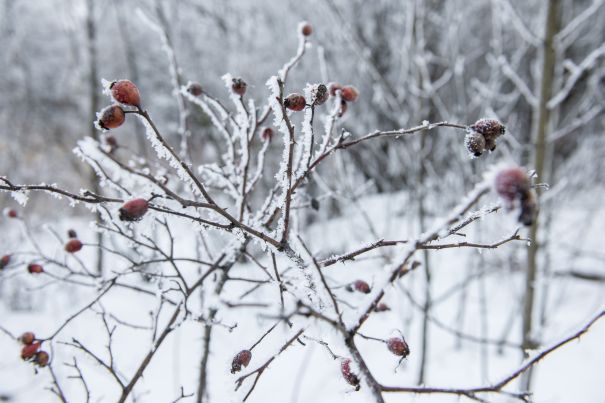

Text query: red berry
(340, 359), (360, 388)
(186, 82), (203, 96)
(328, 82), (342, 96)
(340, 86), (359, 102)
(119, 198), (149, 222)
(110, 80), (141, 107)
(6, 209), (17, 218)
(97, 105), (125, 130)
(34, 351), (49, 367)
(284, 93), (306, 111)
(312, 84), (329, 106)
(19, 332), (35, 345)
(65, 239), (83, 253)
(67, 229), (78, 239)
(260, 127), (273, 142)
(27, 263), (44, 274)
(231, 78), (247, 96)
(387, 337), (410, 357)
(0, 254), (10, 269)
(494, 167), (530, 205)
(299, 21), (312, 37)
(21, 342), (41, 360)
(231, 349), (252, 374)
(374, 303), (390, 312)
(353, 280), (371, 294)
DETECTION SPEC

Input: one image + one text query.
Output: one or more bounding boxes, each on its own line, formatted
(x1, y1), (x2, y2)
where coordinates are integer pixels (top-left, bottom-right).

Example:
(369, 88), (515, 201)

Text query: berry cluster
(19, 332), (49, 368)
(464, 118), (506, 157)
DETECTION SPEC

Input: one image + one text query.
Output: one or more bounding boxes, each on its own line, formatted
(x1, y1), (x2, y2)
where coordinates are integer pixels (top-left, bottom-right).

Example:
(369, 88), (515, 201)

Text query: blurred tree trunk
(522, 0), (559, 390)
(86, 0), (104, 276)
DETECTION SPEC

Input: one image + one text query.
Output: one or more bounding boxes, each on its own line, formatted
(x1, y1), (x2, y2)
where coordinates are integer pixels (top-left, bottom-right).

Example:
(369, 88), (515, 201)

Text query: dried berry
(6, 209), (17, 218)
(312, 84), (329, 106)
(231, 349), (252, 374)
(27, 263), (44, 274)
(340, 359), (360, 389)
(374, 303), (390, 312)
(470, 119), (505, 140)
(67, 229), (78, 239)
(351, 280), (371, 294)
(340, 86), (359, 102)
(19, 332), (35, 345)
(119, 198), (149, 222)
(284, 93), (306, 111)
(328, 82), (342, 96)
(65, 239), (83, 253)
(387, 337), (410, 357)
(34, 351), (49, 367)
(260, 127), (273, 142)
(231, 78), (247, 96)
(186, 82), (203, 96)
(110, 80), (141, 107)
(0, 254), (10, 269)
(464, 131), (486, 157)
(494, 167), (530, 206)
(21, 342), (41, 360)
(97, 105), (126, 130)
(299, 21), (312, 37)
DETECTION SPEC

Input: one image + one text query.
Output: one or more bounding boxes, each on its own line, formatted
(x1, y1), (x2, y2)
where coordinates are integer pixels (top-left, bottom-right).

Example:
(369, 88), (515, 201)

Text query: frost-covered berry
(299, 21), (312, 37)
(464, 131), (486, 157)
(328, 82), (342, 96)
(110, 80), (141, 107)
(65, 239), (83, 253)
(231, 349), (252, 374)
(340, 359), (360, 389)
(231, 78), (247, 96)
(96, 105), (126, 130)
(312, 84), (329, 106)
(494, 167), (530, 205)
(351, 280), (371, 294)
(485, 136), (497, 152)
(186, 82), (203, 96)
(34, 351), (49, 367)
(387, 337), (410, 357)
(21, 342), (41, 360)
(0, 254), (10, 269)
(27, 263), (44, 274)
(260, 127), (273, 142)
(340, 86), (359, 102)
(6, 209), (18, 218)
(119, 198), (149, 222)
(19, 332), (35, 345)
(374, 303), (390, 312)
(284, 93), (306, 111)
(471, 119), (505, 140)
(67, 229), (78, 239)
(338, 100), (348, 117)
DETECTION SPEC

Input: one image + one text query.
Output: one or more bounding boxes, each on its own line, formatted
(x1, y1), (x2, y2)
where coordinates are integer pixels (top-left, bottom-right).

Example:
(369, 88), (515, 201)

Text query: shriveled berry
(110, 80), (141, 107)
(374, 303), (390, 312)
(284, 93), (306, 111)
(19, 332), (35, 345)
(231, 78), (247, 96)
(231, 349), (252, 374)
(312, 84), (329, 106)
(27, 263), (44, 274)
(119, 198), (149, 222)
(260, 127), (273, 142)
(494, 167), (530, 205)
(387, 337), (410, 357)
(328, 82), (342, 96)
(67, 229), (78, 239)
(21, 342), (41, 360)
(341, 359), (360, 389)
(340, 86), (359, 102)
(353, 280), (371, 294)
(299, 21), (312, 37)
(97, 105), (125, 130)
(465, 131), (486, 157)
(471, 119), (505, 140)
(34, 351), (49, 367)
(186, 82), (203, 96)
(65, 239), (83, 253)
(0, 254), (10, 269)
